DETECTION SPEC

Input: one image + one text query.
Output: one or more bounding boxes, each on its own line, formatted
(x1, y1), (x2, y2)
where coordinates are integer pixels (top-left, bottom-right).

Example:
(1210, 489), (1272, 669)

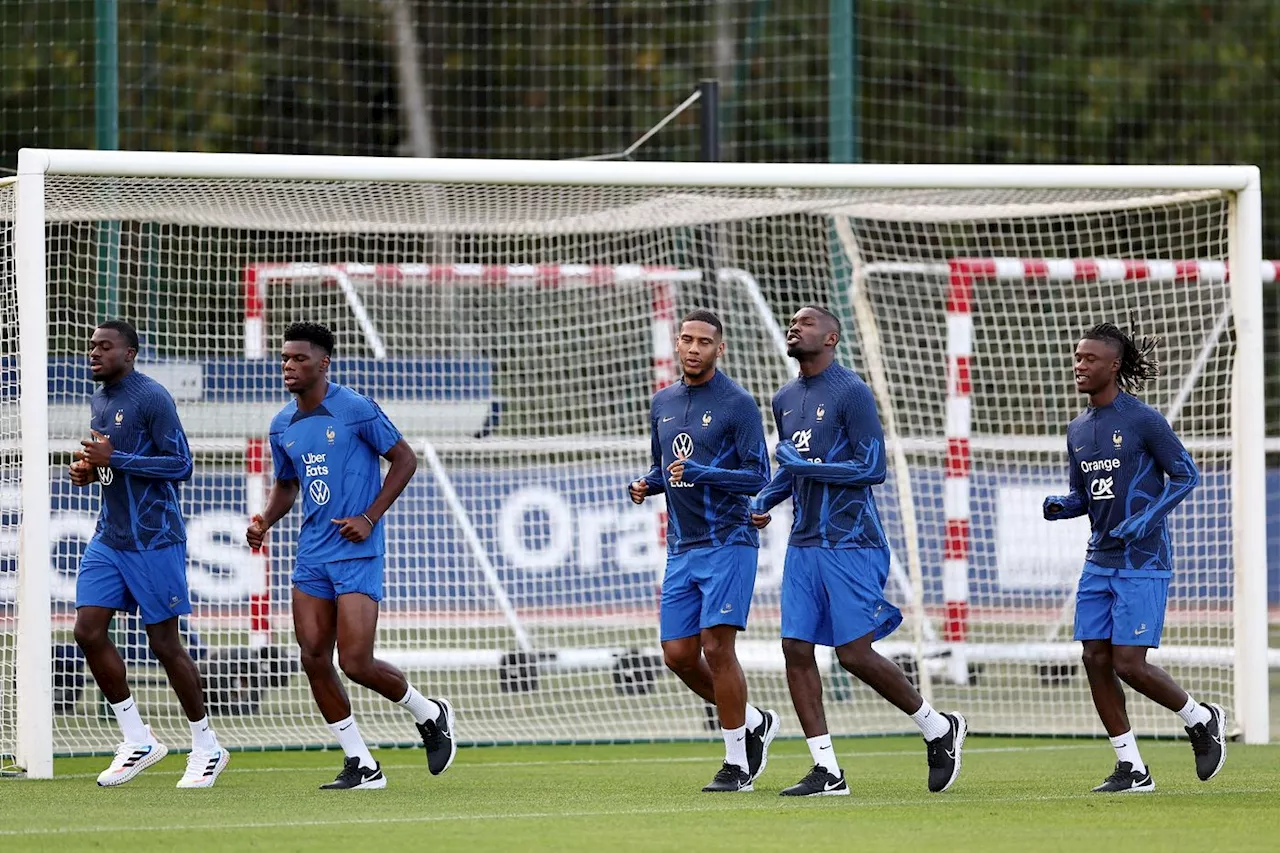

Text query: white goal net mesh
(5, 176), (1246, 754)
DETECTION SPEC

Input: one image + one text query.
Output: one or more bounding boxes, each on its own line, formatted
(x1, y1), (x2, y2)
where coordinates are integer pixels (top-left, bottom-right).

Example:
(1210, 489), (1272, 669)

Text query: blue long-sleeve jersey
(754, 362), (888, 549)
(641, 370), (769, 555)
(1044, 391), (1199, 576)
(89, 370), (193, 551)
(269, 383), (404, 564)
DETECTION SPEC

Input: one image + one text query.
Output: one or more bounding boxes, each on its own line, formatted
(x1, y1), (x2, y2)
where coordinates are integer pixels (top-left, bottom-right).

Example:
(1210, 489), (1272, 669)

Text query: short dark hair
(802, 305), (842, 335)
(284, 322), (336, 355)
(96, 319), (139, 351)
(680, 309), (723, 337)
(1083, 319), (1160, 392)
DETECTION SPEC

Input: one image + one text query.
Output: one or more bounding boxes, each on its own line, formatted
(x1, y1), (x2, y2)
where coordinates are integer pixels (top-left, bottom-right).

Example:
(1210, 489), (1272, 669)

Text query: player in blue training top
(70, 320), (228, 789)
(751, 306), (967, 797)
(1043, 321), (1225, 793)
(245, 322), (454, 790)
(628, 310), (779, 793)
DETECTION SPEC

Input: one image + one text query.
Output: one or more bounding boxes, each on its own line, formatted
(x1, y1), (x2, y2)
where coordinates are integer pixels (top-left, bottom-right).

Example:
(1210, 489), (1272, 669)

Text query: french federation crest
(326, 425), (336, 445)
(701, 411), (712, 428)
(1112, 430), (1123, 448)
(815, 404), (825, 422)
(114, 409), (124, 425)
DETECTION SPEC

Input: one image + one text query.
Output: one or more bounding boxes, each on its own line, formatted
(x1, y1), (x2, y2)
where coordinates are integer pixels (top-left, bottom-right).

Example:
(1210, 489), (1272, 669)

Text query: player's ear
(716, 340), (725, 357)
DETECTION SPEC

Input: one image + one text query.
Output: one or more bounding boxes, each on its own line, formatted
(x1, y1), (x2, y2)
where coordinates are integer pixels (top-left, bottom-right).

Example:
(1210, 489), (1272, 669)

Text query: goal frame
(10, 149), (1269, 778)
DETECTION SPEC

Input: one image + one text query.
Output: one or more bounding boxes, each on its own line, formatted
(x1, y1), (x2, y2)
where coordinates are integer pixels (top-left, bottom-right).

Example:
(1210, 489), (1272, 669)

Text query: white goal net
(2, 154), (1269, 773)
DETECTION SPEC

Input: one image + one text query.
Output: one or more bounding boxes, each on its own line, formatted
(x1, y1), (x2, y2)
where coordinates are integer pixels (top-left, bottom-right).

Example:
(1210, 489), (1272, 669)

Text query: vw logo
(308, 479), (331, 505)
(97, 467), (113, 486)
(672, 432), (694, 460)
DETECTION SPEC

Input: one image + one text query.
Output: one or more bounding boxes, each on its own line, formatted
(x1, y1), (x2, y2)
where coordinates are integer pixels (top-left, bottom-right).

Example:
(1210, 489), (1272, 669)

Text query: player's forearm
(107, 451), (193, 480)
(1115, 469), (1199, 538)
(753, 471), (792, 512)
(1043, 492), (1086, 520)
(785, 458), (886, 486)
(682, 464), (769, 494)
(363, 442), (417, 523)
(259, 481), (300, 528)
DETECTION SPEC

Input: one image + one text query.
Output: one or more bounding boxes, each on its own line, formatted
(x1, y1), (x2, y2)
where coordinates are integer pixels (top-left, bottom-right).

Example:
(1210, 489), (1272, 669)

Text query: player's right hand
(749, 511), (771, 529)
(1043, 497), (1065, 519)
(245, 514), (268, 550)
(628, 480), (648, 505)
(68, 459), (97, 487)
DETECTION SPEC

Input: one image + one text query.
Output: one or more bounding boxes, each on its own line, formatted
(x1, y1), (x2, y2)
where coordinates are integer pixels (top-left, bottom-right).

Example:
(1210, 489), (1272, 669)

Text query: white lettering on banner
(499, 488), (575, 572)
(1080, 457), (1121, 473)
(995, 485), (1091, 589)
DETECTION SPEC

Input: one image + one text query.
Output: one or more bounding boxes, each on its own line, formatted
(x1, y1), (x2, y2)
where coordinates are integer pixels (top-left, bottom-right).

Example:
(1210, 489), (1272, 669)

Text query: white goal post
(2, 150), (1269, 780)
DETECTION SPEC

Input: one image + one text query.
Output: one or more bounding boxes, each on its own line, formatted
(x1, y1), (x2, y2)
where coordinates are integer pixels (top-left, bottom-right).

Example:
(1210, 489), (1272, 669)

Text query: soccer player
(245, 322), (454, 790)
(1043, 322), (1225, 793)
(751, 306), (966, 797)
(628, 310), (780, 793)
(69, 320), (228, 788)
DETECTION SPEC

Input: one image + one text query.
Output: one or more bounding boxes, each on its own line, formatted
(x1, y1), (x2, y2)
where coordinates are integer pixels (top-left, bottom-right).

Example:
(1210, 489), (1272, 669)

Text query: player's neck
(797, 353), (834, 378)
(101, 366), (134, 387)
(1089, 383), (1120, 408)
(682, 367), (717, 387)
(296, 378), (330, 411)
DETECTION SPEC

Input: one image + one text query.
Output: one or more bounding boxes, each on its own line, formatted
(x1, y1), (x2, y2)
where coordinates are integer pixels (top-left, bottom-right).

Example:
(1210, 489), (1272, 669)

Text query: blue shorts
(76, 539), (192, 626)
(293, 555), (384, 602)
(781, 546), (903, 648)
(1074, 567), (1169, 647)
(659, 545), (757, 641)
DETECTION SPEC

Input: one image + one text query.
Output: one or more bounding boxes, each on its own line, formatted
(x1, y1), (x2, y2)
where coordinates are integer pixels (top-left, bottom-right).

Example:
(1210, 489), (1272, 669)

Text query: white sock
(807, 733), (841, 776)
(189, 716), (219, 751)
(744, 704), (765, 732)
(328, 715), (377, 770)
(109, 697), (150, 744)
(1177, 696), (1211, 728)
(722, 725), (748, 772)
(910, 699), (951, 741)
(1110, 731), (1146, 773)
(397, 686), (442, 725)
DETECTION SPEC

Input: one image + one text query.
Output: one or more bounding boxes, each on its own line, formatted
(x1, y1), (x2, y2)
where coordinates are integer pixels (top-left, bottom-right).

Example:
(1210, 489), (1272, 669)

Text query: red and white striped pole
(943, 260), (981, 683)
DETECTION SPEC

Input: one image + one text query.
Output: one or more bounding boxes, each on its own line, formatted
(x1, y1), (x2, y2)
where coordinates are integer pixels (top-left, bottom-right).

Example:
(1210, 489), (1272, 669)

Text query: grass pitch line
(1, 786), (1275, 838)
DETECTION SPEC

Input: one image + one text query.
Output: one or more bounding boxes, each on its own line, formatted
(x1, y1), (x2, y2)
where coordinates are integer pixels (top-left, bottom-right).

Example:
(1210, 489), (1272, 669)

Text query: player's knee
(73, 619), (108, 651)
(700, 633), (737, 671)
(145, 633), (186, 664)
(1081, 644), (1112, 673)
(1111, 654), (1145, 685)
(781, 639), (815, 668)
(662, 644), (698, 675)
(337, 652), (376, 685)
(835, 644), (872, 677)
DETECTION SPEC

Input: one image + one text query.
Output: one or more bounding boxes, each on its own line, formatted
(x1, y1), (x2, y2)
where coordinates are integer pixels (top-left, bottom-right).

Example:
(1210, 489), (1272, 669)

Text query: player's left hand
(775, 440), (807, 471)
(332, 515), (374, 542)
(78, 430), (114, 468)
(749, 511), (771, 529)
(667, 458), (705, 483)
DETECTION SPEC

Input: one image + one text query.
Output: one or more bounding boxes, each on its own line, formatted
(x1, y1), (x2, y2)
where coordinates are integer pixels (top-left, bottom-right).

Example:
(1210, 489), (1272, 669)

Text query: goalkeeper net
(2, 155), (1269, 770)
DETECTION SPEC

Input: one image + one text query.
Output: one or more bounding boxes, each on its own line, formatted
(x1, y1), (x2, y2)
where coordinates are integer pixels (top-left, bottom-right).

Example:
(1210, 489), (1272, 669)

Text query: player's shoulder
(326, 383), (383, 422)
(651, 381), (681, 409)
(1116, 393), (1173, 435)
(713, 370), (754, 403)
(269, 400), (298, 435)
(128, 371), (179, 410)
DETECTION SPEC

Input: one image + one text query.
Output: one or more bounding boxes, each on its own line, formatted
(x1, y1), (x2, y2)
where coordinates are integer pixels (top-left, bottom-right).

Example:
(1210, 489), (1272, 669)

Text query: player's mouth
(1074, 372), (1089, 386)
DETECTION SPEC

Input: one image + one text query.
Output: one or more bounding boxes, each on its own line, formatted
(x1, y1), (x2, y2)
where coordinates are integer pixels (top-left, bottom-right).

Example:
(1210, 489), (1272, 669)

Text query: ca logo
(791, 428), (813, 453)
(1090, 477), (1115, 501)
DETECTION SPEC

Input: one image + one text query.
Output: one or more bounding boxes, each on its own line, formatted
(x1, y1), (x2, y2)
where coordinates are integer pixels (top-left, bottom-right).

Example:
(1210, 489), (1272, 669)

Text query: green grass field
(2, 737), (1277, 852)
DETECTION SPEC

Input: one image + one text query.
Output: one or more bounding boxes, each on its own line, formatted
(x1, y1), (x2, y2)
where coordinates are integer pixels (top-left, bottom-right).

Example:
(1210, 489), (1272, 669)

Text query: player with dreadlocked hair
(1043, 319), (1226, 793)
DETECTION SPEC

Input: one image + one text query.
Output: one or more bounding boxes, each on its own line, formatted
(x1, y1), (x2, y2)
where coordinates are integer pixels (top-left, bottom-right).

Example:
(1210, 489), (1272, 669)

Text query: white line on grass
(48, 742), (1096, 780)
(1, 786), (1275, 837)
